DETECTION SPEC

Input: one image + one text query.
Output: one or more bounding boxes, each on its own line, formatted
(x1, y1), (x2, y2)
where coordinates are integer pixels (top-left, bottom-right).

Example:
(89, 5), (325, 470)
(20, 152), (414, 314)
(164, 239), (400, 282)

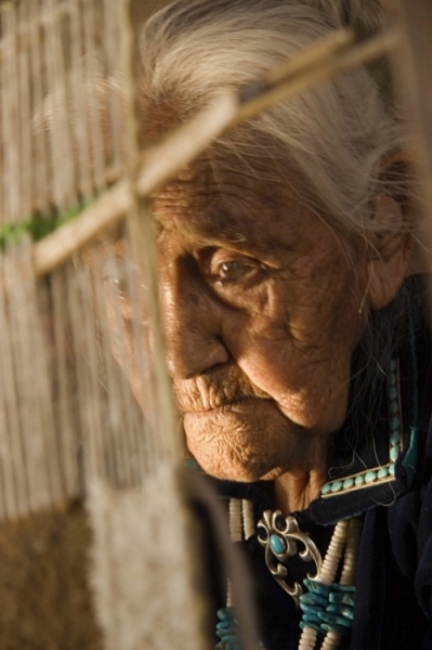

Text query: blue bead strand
(299, 579), (355, 637)
(215, 607), (265, 650)
(215, 608), (241, 650)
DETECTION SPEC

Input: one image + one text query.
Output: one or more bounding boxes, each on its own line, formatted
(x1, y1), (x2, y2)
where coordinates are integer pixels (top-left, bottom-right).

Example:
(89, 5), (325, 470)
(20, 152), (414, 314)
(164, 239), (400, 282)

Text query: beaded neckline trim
(320, 359), (403, 498)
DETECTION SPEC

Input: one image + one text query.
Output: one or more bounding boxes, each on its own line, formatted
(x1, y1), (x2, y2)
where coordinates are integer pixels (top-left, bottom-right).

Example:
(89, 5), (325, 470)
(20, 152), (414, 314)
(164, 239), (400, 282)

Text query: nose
(160, 263), (230, 380)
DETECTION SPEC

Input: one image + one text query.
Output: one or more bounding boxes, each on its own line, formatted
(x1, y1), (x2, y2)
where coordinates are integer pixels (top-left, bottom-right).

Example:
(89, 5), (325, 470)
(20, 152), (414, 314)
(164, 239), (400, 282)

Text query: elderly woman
(116, 0), (432, 648)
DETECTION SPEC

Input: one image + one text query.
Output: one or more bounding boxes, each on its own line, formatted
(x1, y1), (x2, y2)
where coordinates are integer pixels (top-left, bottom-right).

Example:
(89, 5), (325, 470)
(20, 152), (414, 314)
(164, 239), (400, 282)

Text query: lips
(176, 391), (255, 413)
(183, 397), (270, 418)
(185, 403), (241, 417)
(173, 374), (271, 415)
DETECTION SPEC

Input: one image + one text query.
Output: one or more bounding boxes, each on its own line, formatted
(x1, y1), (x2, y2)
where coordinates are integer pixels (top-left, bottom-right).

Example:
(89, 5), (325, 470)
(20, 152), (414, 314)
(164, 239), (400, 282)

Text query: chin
(192, 452), (280, 482)
(192, 451), (277, 482)
(183, 401), (301, 482)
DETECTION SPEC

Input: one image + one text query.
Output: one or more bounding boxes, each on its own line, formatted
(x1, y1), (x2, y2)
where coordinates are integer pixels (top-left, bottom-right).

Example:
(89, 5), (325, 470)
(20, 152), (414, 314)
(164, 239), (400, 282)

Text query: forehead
(151, 152), (306, 250)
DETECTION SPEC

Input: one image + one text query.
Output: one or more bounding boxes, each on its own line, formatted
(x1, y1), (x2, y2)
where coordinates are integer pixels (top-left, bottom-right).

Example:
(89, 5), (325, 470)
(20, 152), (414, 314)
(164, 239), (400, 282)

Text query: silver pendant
(257, 510), (323, 608)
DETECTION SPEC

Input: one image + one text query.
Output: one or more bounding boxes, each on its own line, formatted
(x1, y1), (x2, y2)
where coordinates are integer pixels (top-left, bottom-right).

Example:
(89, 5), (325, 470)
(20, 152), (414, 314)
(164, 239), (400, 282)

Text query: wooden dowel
(32, 28), (401, 277)
(32, 95), (238, 278)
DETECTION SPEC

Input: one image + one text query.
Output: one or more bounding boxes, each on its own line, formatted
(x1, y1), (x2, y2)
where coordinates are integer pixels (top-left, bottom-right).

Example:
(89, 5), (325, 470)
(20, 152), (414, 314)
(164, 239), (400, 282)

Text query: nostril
(165, 327), (230, 380)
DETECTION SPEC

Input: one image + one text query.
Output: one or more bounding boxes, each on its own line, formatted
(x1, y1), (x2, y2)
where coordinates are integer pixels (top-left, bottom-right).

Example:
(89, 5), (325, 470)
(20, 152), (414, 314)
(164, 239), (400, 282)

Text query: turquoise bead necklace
(215, 499), (361, 650)
(320, 358), (402, 497)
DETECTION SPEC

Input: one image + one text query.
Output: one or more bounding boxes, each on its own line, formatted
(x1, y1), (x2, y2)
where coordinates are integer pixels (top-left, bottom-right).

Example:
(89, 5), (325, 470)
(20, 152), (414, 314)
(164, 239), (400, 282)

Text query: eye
(103, 259), (129, 298)
(206, 249), (268, 289)
(216, 260), (255, 284)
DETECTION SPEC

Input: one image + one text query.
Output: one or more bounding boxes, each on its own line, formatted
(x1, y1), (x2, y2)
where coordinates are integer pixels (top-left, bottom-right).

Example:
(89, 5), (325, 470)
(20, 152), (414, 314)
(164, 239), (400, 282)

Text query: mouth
(183, 396), (271, 418)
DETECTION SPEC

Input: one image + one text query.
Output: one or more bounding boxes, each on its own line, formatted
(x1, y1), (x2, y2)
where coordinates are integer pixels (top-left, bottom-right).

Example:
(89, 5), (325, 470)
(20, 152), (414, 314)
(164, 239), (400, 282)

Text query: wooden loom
(0, 0), (429, 648)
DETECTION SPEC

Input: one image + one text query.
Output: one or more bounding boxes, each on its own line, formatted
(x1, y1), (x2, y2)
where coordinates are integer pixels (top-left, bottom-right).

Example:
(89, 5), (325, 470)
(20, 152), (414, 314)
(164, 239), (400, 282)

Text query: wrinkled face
(149, 154), (368, 482)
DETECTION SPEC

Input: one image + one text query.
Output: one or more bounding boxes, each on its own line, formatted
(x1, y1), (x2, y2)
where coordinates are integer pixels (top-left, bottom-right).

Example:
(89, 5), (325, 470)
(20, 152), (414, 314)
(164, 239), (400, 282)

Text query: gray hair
(140, 0), (404, 236)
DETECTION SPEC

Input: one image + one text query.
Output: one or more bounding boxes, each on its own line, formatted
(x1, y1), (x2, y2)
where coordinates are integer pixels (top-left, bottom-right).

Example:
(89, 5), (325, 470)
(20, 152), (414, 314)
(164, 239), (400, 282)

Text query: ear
(367, 153), (416, 310)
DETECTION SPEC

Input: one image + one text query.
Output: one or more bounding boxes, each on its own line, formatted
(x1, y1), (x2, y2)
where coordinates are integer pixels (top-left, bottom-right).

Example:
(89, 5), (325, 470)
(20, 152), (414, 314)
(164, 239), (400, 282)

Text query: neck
(274, 436), (330, 514)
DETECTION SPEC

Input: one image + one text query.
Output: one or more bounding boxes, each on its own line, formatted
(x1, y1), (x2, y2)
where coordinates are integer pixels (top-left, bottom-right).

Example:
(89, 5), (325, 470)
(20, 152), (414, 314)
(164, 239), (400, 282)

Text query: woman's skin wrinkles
(105, 149), (413, 515)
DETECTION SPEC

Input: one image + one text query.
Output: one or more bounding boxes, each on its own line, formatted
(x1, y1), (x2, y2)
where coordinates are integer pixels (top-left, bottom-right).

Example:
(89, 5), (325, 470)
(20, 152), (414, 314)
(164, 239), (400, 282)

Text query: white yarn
(88, 462), (211, 650)
(226, 498), (244, 608)
(229, 498), (244, 543)
(340, 517), (362, 585)
(320, 630), (341, 650)
(318, 520), (349, 585)
(298, 626), (318, 650)
(242, 499), (255, 540)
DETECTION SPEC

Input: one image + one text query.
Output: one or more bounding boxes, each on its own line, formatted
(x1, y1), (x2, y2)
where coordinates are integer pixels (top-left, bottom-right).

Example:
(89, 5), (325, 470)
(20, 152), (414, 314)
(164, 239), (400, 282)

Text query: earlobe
(368, 233), (415, 310)
(366, 191), (416, 310)
(368, 243), (414, 311)
(365, 149), (419, 310)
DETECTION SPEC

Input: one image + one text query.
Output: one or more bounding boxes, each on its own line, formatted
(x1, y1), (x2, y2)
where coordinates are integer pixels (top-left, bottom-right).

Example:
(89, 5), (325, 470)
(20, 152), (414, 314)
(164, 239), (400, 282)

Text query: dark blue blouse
(204, 295), (432, 650)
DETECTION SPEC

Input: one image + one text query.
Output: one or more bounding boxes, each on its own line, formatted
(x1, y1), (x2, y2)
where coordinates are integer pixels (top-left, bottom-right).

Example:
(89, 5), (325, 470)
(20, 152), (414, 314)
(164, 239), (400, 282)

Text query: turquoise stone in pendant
(303, 579), (330, 597)
(390, 446), (399, 462)
(216, 621), (231, 634)
(342, 477), (354, 490)
(365, 470), (377, 484)
(301, 614), (323, 634)
(270, 534), (286, 554)
(390, 430), (400, 445)
(318, 612), (351, 629)
(301, 601), (326, 614)
(321, 483), (331, 495)
(326, 605), (355, 620)
(377, 466), (390, 479)
(355, 474), (365, 487)
(329, 591), (355, 606)
(389, 463), (395, 476)
(321, 623), (348, 635)
(390, 416), (400, 431)
(301, 593), (328, 608)
(330, 481), (343, 493)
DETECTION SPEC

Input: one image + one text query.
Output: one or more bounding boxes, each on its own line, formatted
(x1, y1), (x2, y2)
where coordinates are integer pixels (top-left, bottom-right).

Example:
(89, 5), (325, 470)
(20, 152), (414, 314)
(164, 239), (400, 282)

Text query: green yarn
(0, 204), (83, 250)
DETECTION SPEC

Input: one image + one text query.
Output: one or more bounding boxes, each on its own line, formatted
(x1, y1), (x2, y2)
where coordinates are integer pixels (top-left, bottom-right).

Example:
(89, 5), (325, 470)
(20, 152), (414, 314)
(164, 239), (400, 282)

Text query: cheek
(234, 336), (352, 433)
(225, 274), (363, 433)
